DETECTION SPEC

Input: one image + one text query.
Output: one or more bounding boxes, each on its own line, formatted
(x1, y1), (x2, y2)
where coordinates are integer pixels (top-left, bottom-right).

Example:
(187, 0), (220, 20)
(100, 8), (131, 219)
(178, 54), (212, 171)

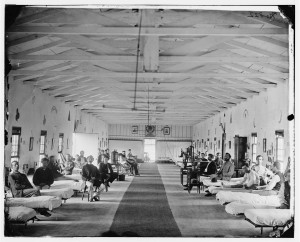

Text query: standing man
(217, 153), (235, 181)
(8, 161), (41, 197)
(33, 157), (54, 189)
(127, 149), (140, 176)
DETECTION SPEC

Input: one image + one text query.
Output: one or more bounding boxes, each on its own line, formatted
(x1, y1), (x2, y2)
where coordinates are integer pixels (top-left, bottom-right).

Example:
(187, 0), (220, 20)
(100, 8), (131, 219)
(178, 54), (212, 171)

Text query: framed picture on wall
(163, 126), (170, 135)
(132, 125), (138, 134)
(29, 137), (34, 151)
(263, 138), (267, 152)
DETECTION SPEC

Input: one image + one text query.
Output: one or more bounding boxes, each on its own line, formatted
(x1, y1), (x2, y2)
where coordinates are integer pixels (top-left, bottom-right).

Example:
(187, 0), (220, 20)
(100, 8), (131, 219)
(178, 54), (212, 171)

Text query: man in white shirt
(253, 161), (284, 196)
(254, 155), (273, 185)
(205, 162), (259, 196)
(223, 162), (259, 189)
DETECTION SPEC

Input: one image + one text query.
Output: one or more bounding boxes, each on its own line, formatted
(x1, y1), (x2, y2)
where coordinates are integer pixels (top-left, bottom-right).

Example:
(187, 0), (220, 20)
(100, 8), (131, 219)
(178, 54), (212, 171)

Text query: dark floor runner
(108, 163), (182, 237)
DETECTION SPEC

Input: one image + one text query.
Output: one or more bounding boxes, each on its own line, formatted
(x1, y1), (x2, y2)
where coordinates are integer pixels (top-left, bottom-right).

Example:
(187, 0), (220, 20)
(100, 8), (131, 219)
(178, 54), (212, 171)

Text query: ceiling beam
(9, 69), (288, 79)
(9, 54), (288, 63)
(7, 26), (288, 36)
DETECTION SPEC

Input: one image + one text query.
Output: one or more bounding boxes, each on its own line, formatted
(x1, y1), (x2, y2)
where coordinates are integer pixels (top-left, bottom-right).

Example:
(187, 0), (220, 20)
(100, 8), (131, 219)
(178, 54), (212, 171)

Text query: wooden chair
(186, 168), (203, 194)
(81, 181), (101, 202)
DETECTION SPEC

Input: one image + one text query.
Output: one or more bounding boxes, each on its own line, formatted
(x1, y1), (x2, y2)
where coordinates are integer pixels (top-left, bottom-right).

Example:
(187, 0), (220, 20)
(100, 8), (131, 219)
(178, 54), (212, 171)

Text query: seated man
(33, 157), (54, 189)
(214, 152), (224, 169)
(48, 155), (78, 181)
(217, 153), (235, 181)
(61, 154), (75, 175)
(200, 153), (208, 162)
(76, 150), (87, 169)
(8, 161), (41, 198)
(97, 149), (105, 167)
(119, 151), (131, 173)
(81, 155), (102, 202)
(201, 154), (217, 176)
(48, 155), (63, 179)
(183, 162), (199, 190)
(126, 149), (140, 176)
(253, 161), (284, 196)
(254, 155), (273, 185)
(206, 162), (260, 195)
(99, 154), (118, 187)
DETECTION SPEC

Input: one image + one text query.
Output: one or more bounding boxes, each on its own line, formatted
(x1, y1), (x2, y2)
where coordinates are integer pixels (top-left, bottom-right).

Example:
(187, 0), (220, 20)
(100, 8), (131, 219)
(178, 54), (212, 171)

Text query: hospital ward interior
(3, 4), (296, 238)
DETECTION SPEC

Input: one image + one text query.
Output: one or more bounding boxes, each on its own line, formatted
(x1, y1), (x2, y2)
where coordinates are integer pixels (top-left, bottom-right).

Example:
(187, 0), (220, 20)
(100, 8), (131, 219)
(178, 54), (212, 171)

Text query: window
(58, 133), (64, 153)
(251, 133), (257, 165)
(275, 131), (284, 162)
(11, 127), (21, 162)
(39, 130), (47, 164)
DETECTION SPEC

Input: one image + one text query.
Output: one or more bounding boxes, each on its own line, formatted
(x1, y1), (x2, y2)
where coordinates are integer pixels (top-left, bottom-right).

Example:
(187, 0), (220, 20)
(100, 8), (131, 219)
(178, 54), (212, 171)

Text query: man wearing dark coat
(33, 157), (54, 189)
(8, 160), (41, 197)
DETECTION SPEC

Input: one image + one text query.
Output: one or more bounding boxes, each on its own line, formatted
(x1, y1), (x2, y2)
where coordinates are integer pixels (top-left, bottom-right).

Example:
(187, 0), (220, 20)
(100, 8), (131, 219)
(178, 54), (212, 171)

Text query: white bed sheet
(203, 177), (244, 187)
(225, 202), (277, 215)
(244, 209), (292, 227)
(8, 206), (37, 223)
(6, 196), (62, 211)
(51, 180), (85, 191)
(40, 188), (74, 199)
(216, 191), (281, 207)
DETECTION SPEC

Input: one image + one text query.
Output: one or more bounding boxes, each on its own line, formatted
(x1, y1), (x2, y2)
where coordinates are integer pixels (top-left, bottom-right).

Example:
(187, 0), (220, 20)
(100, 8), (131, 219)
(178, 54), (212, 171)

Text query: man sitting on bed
(205, 162), (259, 196)
(253, 161), (284, 196)
(254, 155), (273, 185)
(201, 154), (218, 176)
(8, 160), (41, 198)
(217, 153), (235, 181)
(222, 162), (259, 189)
(33, 157), (54, 189)
(61, 154), (75, 175)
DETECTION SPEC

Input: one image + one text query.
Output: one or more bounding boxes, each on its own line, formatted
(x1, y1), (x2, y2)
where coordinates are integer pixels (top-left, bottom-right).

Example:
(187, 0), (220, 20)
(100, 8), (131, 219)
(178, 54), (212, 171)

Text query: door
(234, 135), (247, 169)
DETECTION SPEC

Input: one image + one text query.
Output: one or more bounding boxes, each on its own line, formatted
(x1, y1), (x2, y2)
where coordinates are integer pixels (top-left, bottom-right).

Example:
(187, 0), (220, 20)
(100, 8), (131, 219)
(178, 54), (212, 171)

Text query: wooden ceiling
(6, 7), (289, 125)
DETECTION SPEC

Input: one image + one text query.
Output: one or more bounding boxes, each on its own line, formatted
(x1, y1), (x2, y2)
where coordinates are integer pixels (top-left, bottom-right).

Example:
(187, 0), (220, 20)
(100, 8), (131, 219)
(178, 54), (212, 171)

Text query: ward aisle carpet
(109, 163), (182, 237)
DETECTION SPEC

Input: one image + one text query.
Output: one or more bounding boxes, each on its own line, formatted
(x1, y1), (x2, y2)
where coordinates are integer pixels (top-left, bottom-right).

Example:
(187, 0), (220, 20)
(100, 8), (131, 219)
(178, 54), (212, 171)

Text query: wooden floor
(7, 163), (274, 237)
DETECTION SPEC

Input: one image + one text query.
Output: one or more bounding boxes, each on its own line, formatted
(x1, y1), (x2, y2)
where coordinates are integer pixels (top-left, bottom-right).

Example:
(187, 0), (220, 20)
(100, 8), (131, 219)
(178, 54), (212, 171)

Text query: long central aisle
(109, 163), (182, 237)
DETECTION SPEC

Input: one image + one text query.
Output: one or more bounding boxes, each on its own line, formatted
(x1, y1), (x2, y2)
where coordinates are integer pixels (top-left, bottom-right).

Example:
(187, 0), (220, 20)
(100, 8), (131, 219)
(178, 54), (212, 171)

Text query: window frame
(58, 133), (64, 153)
(11, 127), (21, 162)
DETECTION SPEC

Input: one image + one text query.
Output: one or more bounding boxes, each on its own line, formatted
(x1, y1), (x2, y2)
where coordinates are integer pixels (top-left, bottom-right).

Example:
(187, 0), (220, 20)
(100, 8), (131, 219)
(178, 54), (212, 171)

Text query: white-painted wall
(4, 77), (108, 169)
(192, 81), (291, 169)
(109, 124), (192, 161)
(156, 141), (191, 162)
(72, 133), (99, 160)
